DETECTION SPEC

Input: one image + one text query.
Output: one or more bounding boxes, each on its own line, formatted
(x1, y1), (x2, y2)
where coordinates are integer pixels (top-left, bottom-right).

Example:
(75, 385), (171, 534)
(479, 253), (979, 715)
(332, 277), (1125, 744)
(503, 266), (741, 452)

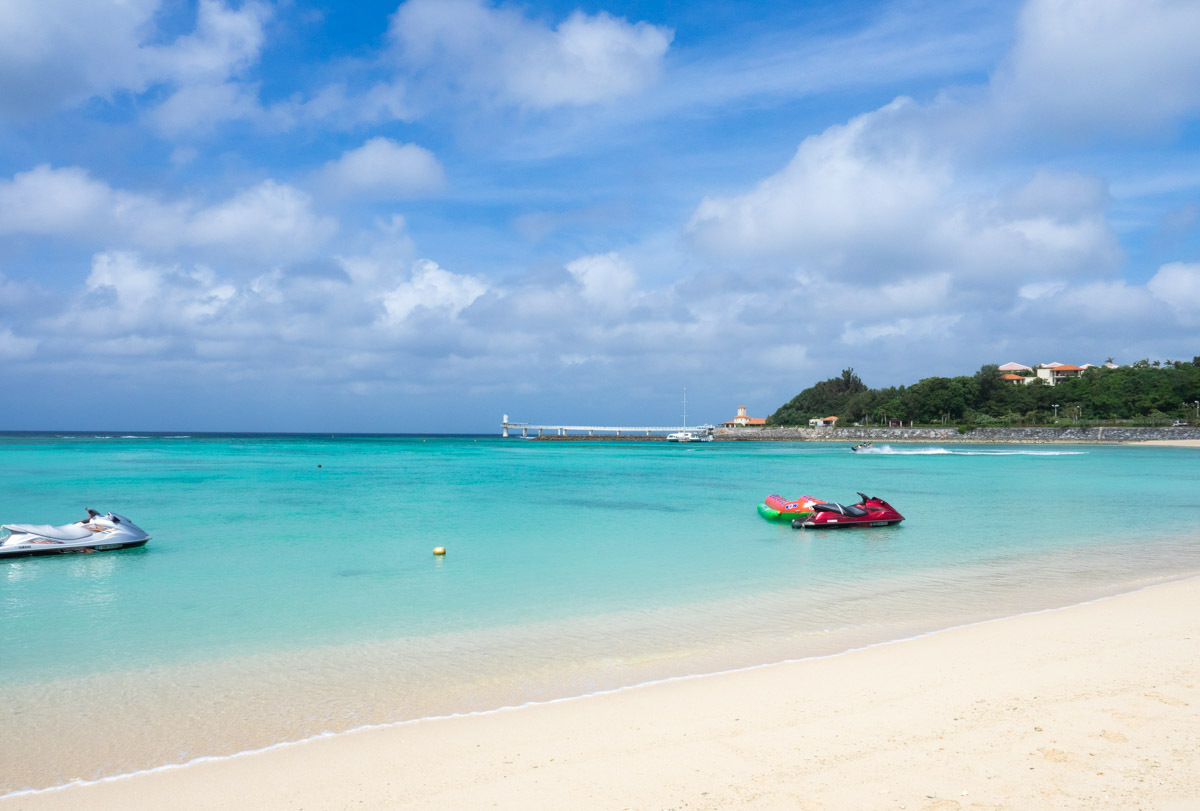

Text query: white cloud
(143, 0), (268, 84)
(389, 0), (672, 108)
(379, 259), (488, 324)
(186, 181), (337, 262)
(841, 314), (963, 346)
(0, 0), (155, 114)
(147, 80), (264, 137)
(1018, 280), (1068, 300)
(566, 252), (638, 309)
(261, 82), (416, 131)
(0, 327), (37, 359)
(1043, 279), (1158, 324)
(991, 0), (1200, 136)
(1147, 262), (1200, 317)
(687, 100), (1120, 284)
(0, 0), (269, 117)
(0, 164), (121, 235)
(319, 138), (445, 199)
(689, 99), (954, 272)
(78, 251), (237, 332)
(0, 166), (335, 263)
(150, 79), (418, 138)
(5, 234), (1195, 429)
(0, 0), (405, 139)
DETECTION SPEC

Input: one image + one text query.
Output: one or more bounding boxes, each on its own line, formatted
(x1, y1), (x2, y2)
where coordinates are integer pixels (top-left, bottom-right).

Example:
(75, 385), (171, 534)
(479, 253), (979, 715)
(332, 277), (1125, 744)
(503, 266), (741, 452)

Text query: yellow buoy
(433, 547), (446, 556)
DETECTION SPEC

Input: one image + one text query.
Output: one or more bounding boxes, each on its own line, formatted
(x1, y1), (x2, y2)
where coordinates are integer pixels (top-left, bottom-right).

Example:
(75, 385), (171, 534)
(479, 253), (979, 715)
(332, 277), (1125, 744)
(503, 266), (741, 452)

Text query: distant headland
(506, 357), (1200, 443)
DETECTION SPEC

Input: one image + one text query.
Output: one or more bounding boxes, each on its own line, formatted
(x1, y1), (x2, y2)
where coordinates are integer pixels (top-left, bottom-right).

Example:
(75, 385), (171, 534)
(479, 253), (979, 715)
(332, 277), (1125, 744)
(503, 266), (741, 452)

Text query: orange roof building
(1035, 363), (1087, 386)
(722, 405), (766, 427)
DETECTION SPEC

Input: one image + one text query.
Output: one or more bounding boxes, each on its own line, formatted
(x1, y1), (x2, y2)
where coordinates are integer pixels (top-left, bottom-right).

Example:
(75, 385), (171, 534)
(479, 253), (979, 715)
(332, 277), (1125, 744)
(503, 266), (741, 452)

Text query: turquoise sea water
(2, 433), (1199, 793)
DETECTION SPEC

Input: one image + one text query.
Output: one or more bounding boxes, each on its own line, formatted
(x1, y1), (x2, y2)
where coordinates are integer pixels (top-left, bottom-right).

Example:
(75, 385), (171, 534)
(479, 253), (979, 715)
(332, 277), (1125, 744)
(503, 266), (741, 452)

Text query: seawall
(710, 426), (1200, 443)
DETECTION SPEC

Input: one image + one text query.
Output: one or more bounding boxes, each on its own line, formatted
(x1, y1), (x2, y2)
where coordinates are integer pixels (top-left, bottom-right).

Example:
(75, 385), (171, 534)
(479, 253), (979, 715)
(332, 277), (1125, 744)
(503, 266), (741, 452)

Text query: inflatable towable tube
(757, 494), (822, 521)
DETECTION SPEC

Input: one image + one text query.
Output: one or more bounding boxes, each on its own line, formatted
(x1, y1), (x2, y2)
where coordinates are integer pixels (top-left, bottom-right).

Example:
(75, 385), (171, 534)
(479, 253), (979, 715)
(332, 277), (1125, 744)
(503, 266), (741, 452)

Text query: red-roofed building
(1035, 364), (1086, 386)
(722, 405), (766, 427)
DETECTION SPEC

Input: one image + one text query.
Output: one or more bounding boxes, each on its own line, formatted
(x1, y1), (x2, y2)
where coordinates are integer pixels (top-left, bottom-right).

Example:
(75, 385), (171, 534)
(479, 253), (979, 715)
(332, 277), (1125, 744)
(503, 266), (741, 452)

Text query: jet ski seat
(811, 503), (870, 517)
(1, 523), (96, 540)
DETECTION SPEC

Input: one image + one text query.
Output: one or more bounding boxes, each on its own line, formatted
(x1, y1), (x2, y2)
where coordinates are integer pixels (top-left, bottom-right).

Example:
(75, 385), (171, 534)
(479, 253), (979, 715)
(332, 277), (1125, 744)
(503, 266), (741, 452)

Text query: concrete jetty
(501, 415), (714, 439)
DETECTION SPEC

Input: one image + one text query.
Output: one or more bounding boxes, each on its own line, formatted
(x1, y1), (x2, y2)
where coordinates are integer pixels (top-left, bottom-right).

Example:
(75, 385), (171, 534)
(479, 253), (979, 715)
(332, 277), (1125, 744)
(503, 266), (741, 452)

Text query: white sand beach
(5, 577), (1198, 810)
(1134, 439), (1200, 448)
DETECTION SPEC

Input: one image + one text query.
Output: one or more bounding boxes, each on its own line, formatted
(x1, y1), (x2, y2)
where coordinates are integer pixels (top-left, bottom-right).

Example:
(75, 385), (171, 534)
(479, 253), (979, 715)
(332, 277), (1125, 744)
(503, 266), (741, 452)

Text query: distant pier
(501, 415), (714, 439)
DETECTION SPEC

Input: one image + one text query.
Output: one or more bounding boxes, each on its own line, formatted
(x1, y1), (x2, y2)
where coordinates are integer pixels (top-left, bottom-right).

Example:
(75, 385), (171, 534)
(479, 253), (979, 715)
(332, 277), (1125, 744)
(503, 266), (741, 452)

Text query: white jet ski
(0, 509), (150, 558)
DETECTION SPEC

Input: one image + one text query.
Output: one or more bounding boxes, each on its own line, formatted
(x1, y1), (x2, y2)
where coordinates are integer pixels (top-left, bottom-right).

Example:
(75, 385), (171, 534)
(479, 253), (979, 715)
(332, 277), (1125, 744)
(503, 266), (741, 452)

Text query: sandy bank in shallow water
(6, 578), (1198, 810)
(1134, 439), (1200, 448)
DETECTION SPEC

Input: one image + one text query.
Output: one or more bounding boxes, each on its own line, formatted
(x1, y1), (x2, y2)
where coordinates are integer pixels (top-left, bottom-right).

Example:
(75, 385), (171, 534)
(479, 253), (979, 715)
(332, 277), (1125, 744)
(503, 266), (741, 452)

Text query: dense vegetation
(767, 359), (1200, 427)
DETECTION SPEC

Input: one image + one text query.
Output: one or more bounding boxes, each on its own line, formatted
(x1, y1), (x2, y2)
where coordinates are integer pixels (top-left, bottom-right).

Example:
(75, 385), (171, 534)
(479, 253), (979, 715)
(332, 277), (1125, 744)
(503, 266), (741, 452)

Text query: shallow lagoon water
(2, 434), (1198, 792)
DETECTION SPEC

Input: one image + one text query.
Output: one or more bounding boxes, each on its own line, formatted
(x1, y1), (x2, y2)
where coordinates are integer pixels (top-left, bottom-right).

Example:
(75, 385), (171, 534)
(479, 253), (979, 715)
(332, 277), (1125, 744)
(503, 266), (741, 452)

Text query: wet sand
(5, 577), (1198, 810)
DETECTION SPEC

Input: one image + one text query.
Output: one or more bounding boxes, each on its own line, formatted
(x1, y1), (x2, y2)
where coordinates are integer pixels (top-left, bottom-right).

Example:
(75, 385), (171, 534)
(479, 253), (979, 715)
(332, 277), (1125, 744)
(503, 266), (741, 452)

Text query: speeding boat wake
(0, 510), (150, 559)
(853, 444), (1085, 456)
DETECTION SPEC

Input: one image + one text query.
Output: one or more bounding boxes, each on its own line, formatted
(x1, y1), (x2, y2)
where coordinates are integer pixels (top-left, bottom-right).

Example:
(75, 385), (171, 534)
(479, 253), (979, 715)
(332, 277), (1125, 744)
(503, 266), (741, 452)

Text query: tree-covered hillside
(766, 359), (1200, 427)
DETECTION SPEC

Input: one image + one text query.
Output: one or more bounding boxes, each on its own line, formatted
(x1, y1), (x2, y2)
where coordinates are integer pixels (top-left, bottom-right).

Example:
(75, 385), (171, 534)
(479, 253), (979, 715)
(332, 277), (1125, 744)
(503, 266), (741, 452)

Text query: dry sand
(1132, 439), (1200, 448)
(5, 578), (1198, 810)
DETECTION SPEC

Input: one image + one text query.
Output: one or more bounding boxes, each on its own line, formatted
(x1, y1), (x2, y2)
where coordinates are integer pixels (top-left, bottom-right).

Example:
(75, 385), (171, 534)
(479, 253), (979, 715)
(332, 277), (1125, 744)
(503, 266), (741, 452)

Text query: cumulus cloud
(0, 166), (335, 263)
(187, 181), (337, 262)
(991, 0), (1200, 136)
(0, 0), (155, 114)
(3, 236), (1196, 432)
(687, 100), (1120, 284)
(0, 0), (268, 117)
(379, 259), (488, 324)
(0, 165), (122, 236)
(0, 0), (407, 137)
(565, 252), (638, 309)
(143, 0), (268, 85)
(319, 138), (445, 199)
(146, 80), (265, 137)
(688, 100), (946, 268)
(1147, 262), (1200, 317)
(389, 0), (672, 108)
(84, 251), (237, 325)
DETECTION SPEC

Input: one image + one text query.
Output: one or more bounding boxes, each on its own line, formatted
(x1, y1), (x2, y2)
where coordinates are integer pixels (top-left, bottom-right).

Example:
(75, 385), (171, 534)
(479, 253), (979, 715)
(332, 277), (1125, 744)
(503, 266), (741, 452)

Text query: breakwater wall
(711, 426), (1200, 443)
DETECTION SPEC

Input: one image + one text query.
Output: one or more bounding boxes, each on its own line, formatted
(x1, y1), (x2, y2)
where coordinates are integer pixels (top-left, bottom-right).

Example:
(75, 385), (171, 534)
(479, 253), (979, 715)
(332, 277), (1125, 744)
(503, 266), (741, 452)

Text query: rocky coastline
(531, 426), (1200, 443)
(713, 425), (1200, 443)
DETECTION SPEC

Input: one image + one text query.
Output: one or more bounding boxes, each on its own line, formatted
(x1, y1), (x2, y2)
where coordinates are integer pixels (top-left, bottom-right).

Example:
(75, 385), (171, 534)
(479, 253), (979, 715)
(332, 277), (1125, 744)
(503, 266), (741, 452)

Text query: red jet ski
(791, 492), (904, 529)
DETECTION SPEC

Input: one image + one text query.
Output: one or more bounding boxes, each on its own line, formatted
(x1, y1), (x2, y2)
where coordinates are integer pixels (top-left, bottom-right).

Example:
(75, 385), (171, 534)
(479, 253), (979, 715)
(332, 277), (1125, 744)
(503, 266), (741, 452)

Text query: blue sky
(1, 0), (1199, 432)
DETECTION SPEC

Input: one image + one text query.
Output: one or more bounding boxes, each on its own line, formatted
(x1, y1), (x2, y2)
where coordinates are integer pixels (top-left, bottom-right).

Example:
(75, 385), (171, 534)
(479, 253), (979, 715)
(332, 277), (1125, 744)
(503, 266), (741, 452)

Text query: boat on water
(666, 389), (714, 442)
(851, 442), (874, 452)
(0, 510), (151, 558)
(791, 493), (904, 529)
(758, 492), (904, 528)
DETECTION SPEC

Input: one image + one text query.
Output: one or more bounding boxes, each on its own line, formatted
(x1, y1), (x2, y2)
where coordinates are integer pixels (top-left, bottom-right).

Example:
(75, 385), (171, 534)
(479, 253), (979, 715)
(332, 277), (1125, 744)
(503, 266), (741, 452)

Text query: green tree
(767, 369), (868, 425)
(768, 356), (1200, 426)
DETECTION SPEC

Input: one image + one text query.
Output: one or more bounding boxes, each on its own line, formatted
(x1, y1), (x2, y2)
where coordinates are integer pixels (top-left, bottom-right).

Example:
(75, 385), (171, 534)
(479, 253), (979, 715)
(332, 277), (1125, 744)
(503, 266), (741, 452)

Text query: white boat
(0, 510), (151, 558)
(666, 431), (695, 442)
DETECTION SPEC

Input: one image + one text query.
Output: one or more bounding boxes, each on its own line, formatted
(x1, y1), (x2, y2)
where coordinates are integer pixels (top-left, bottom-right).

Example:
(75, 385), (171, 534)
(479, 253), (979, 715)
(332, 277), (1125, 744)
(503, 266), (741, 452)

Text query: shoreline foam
(6, 575), (1198, 809)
